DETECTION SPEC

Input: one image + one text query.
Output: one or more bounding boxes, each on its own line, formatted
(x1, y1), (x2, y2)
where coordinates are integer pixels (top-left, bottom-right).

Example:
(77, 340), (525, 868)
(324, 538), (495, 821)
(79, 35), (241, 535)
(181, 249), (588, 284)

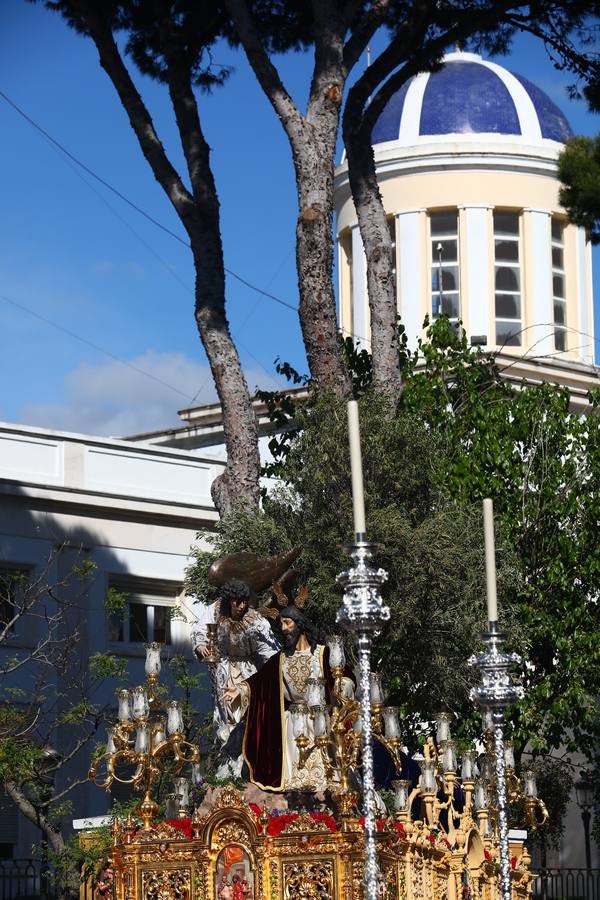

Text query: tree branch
(73, 2), (194, 219)
(225, 0), (305, 140)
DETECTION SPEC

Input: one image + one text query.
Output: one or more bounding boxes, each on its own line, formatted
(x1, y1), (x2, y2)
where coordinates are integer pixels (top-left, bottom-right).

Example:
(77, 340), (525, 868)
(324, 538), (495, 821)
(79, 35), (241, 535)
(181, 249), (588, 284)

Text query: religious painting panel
(215, 845), (255, 900)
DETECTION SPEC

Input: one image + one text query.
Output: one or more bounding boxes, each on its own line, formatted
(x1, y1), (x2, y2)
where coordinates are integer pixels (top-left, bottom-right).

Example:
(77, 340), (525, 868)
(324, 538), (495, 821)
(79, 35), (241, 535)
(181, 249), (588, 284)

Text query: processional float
(84, 402), (546, 900)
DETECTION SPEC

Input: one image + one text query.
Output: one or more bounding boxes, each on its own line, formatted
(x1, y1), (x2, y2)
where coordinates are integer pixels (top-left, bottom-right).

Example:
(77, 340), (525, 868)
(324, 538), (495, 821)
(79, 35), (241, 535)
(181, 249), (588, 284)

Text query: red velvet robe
(242, 646), (335, 791)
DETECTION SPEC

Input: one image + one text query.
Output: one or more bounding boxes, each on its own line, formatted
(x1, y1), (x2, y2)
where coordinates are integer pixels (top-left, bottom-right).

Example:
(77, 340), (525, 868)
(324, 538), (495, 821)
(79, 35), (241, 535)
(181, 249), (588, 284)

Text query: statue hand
(223, 686), (240, 703)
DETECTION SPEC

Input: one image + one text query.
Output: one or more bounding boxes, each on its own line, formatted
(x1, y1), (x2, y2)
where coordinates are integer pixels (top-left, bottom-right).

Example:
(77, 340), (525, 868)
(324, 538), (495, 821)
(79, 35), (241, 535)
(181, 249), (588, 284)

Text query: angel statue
(191, 548), (300, 777)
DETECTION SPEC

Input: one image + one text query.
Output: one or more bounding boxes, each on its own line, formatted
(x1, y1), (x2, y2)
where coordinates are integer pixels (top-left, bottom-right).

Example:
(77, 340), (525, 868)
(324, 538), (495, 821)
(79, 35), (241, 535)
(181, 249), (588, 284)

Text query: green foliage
(558, 135), (600, 243)
(88, 652), (128, 681)
(189, 318), (600, 763)
(70, 558), (97, 581)
(187, 387), (513, 747)
(105, 586), (128, 616)
(525, 757), (574, 850)
(0, 738), (43, 782)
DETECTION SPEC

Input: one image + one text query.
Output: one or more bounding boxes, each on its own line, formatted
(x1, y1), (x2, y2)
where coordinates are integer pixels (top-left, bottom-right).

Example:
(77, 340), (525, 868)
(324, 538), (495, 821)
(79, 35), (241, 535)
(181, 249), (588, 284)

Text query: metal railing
(0, 857), (57, 899)
(533, 868), (600, 900)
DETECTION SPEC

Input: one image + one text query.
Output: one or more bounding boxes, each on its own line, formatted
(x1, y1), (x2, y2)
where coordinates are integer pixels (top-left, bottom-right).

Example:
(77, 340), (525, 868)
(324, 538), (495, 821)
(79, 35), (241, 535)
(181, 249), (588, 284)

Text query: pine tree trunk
(73, 4), (260, 514)
(343, 100), (402, 395)
(294, 121), (351, 397)
(225, 0), (353, 399)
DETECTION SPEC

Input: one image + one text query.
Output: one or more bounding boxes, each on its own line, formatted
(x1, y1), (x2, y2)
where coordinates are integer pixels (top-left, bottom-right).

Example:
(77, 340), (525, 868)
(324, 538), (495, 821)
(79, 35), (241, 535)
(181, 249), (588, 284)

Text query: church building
(335, 51), (598, 408)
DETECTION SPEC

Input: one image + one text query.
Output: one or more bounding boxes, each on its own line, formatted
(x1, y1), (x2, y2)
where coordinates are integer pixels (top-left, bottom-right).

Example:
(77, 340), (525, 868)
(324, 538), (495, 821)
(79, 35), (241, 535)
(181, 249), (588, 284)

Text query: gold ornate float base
(88, 788), (535, 900)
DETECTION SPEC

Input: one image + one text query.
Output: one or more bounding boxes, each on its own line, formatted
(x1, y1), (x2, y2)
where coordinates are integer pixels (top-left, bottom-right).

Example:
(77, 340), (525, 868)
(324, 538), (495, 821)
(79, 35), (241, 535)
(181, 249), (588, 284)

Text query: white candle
(483, 498), (498, 623)
(347, 401), (366, 536)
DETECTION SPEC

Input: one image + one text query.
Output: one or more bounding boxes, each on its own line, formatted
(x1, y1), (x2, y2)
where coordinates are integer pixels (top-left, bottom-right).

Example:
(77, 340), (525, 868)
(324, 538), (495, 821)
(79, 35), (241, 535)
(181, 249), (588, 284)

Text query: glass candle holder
(435, 712), (451, 744)
(443, 739), (458, 773)
(474, 779), (488, 810)
(166, 700), (184, 735)
(134, 724), (149, 753)
(174, 776), (190, 809)
(132, 686), (149, 719)
(461, 750), (478, 781)
(313, 705), (329, 738)
(524, 769), (538, 798)
(327, 635), (345, 669)
(152, 719), (166, 748)
(290, 702), (309, 739)
(391, 779), (411, 812)
(116, 688), (132, 722)
(420, 760), (437, 792)
(369, 673), (385, 705)
(480, 752), (495, 781)
(106, 728), (116, 755)
(144, 642), (162, 676)
(504, 741), (515, 770)
(382, 706), (401, 739)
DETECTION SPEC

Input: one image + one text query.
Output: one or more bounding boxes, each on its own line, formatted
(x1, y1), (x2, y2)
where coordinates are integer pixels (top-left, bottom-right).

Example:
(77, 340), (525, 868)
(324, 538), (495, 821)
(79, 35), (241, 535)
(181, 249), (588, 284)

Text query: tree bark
(343, 106), (402, 394)
(226, 0), (388, 398)
(5, 781), (79, 900)
(73, 2), (260, 514)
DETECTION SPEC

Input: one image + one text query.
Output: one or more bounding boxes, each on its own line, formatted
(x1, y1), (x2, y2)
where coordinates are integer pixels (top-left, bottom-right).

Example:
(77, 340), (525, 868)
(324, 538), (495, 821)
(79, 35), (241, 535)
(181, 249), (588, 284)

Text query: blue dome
(372, 52), (573, 146)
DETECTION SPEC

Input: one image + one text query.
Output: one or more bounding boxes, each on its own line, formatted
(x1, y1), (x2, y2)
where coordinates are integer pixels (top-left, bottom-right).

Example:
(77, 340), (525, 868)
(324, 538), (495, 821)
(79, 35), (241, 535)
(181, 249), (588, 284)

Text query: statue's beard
(282, 626), (302, 656)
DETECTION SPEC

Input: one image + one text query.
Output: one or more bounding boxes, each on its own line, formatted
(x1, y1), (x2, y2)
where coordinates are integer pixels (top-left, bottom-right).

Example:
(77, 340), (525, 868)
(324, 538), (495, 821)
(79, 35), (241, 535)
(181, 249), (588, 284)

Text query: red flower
(165, 818), (193, 839)
(484, 850), (492, 861)
(511, 857), (517, 870)
(428, 834), (436, 844)
(394, 823), (406, 838)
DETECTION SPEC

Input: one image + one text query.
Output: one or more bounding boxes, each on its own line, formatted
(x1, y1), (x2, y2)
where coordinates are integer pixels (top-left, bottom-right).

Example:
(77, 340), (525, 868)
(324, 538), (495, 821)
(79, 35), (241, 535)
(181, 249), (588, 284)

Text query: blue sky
(1, 2), (598, 437)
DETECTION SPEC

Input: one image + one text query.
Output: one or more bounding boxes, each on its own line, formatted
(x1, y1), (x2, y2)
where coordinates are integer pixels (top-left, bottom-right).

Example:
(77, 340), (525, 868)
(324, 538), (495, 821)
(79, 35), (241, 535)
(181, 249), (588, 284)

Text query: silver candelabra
(337, 541), (390, 900)
(470, 624), (524, 900)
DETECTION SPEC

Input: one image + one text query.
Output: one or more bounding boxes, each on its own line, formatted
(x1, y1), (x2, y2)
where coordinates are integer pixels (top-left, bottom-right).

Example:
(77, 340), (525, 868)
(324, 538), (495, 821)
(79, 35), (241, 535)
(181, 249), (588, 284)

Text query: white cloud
(18, 351), (284, 438)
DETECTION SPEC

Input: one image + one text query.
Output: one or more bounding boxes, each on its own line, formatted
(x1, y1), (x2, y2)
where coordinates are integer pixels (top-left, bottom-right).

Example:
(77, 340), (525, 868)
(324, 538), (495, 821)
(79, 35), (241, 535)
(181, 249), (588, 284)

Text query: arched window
(494, 211), (521, 347)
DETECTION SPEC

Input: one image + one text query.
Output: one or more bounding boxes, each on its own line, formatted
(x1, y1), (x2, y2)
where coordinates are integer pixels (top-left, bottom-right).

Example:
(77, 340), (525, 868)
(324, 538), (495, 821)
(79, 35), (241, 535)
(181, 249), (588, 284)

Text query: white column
(463, 206), (492, 346)
(397, 210), (424, 351)
(351, 225), (369, 350)
(575, 226), (593, 364)
(527, 209), (554, 357)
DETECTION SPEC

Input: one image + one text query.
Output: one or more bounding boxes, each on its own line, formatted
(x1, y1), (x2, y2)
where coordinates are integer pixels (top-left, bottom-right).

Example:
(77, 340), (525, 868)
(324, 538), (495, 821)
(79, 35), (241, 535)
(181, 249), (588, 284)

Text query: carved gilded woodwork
(82, 794), (535, 900)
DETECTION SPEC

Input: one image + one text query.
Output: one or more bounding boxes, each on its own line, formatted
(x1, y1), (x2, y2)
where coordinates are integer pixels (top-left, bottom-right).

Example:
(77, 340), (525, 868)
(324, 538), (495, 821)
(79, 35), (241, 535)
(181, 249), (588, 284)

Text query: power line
(0, 88), (298, 314)
(0, 292), (193, 401)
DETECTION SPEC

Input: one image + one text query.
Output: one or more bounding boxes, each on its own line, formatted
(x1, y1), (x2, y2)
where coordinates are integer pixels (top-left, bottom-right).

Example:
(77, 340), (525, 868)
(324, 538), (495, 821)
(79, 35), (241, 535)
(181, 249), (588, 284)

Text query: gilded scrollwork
(282, 858), (335, 899)
(272, 840), (340, 856)
(134, 823), (187, 844)
(142, 868), (191, 899)
(270, 859), (281, 900)
(281, 814), (333, 835)
(215, 820), (252, 848)
(139, 848), (193, 863)
(214, 786), (245, 809)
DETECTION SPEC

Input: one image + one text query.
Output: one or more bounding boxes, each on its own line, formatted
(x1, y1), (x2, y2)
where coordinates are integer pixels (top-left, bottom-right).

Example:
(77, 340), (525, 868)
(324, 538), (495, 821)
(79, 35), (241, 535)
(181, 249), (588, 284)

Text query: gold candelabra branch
(89, 642), (200, 830)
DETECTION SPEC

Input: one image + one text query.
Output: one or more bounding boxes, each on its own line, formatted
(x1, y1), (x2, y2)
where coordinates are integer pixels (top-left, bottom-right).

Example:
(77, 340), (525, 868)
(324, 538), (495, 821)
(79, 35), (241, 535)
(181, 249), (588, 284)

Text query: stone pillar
(525, 208), (554, 357)
(397, 209), (425, 351)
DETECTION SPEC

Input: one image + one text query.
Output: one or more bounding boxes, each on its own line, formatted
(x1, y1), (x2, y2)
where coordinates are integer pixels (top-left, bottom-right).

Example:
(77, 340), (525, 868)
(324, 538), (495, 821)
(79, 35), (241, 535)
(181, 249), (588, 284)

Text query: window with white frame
(551, 218), (567, 352)
(430, 210), (460, 324)
(107, 580), (183, 648)
(494, 211), (522, 347)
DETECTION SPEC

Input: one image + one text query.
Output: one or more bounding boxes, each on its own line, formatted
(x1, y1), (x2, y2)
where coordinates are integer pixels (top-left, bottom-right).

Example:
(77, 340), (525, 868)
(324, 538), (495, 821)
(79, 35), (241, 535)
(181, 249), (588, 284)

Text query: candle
(483, 498), (498, 624)
(347, 401), (366, 537)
